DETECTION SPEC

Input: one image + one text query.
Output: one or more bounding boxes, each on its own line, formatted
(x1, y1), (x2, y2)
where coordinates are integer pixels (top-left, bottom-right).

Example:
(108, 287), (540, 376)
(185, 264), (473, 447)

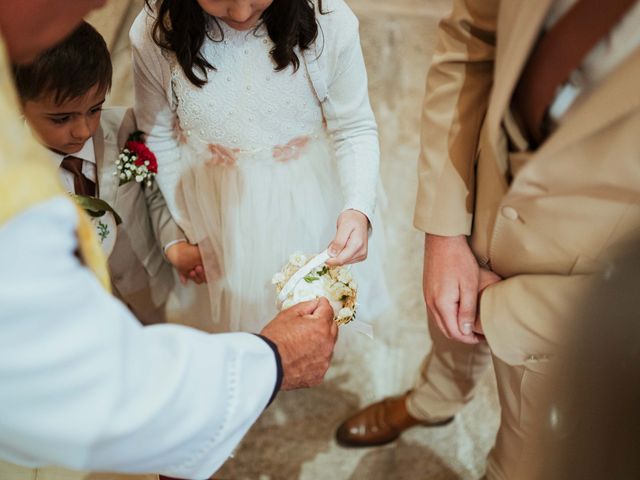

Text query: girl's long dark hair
(146, 0), (325, 88)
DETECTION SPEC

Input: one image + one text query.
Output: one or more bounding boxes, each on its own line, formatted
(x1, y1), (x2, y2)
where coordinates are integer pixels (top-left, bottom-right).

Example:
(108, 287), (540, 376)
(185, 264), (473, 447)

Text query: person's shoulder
(313, 0), (360, 56)
(315, 0), (359, 33)
(129, 2), (157, 47)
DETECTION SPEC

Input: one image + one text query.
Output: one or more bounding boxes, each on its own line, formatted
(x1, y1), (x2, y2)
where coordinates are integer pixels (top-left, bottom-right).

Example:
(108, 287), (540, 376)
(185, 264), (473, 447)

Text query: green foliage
(97, 221), (110, 242)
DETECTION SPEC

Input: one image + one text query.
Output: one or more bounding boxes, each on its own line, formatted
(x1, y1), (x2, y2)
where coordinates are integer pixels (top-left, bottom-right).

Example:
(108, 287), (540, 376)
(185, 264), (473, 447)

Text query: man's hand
(472, 268), (502, 335)
(260, 298), (338, 390)
(326, 210), (369, 267)
(165, 242), (206, 284)
(423, 234), (481, 344)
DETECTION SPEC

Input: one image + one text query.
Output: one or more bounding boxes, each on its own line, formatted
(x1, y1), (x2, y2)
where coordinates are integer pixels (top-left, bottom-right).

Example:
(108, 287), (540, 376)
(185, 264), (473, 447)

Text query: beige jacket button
(502, 206), (519, 220)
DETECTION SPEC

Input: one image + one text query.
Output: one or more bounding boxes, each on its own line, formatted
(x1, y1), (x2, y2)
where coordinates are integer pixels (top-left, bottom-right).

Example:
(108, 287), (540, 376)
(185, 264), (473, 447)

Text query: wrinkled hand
(260, 297), (338, 390)
(423, 234), (482, 344)
(165, 242), (206, 284)
(472, 268), (502, 336)
(326, 210), (369, 267)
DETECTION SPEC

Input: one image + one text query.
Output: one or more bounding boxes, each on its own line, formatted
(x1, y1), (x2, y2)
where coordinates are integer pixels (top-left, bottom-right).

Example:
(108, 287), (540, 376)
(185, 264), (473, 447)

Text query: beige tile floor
(89, 1), (500, 478)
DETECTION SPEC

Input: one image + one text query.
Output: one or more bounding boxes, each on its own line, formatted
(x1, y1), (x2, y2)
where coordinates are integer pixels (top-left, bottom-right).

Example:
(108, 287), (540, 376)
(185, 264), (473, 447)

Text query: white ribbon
(278, 250), (331, 304)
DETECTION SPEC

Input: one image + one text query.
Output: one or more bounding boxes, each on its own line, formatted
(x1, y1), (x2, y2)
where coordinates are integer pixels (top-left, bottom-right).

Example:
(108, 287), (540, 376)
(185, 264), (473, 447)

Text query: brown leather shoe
(335, 392), (454, 447)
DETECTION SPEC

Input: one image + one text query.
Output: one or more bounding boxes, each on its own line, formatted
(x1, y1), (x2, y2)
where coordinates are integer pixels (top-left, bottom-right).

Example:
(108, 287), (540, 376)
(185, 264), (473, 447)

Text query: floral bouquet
(115, 131), (158, 187)
(272, 251), (357, 325)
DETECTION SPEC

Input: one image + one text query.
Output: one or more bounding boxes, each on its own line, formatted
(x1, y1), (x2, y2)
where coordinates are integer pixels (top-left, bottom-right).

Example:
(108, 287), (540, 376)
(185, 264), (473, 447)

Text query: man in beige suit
(13, 21), (204, 326)
(337, 0), (640, 478)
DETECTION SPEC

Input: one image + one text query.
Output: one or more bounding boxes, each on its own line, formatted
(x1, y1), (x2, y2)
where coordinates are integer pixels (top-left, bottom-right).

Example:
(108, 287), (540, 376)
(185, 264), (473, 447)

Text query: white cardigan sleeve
(312, 0), (381, 223)
(129, 9), (194, 240)
(0, 197), (277, 479)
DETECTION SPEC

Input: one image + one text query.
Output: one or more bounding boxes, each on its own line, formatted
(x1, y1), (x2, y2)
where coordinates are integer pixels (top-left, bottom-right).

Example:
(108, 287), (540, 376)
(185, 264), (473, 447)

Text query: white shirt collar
(48, 138), (96, 168)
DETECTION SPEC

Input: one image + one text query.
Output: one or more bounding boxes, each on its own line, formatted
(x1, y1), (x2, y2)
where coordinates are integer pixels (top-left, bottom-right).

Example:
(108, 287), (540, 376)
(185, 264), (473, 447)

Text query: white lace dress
(133, 9), (390, 333)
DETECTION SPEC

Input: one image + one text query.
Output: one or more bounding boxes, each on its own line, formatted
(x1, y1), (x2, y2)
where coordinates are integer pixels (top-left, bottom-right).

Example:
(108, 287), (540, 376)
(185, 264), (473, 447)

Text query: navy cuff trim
(254, 334), (283, 406)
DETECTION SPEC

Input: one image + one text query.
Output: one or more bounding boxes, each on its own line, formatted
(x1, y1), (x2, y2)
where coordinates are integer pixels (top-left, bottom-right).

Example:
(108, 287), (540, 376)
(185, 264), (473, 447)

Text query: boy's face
(23, 84), (106, 156)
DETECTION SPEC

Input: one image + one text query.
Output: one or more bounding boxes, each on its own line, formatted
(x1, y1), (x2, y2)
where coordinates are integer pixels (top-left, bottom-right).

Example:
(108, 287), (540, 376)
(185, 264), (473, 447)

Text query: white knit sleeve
(129, 9), (194, 239)
(318, 0), (380, 224)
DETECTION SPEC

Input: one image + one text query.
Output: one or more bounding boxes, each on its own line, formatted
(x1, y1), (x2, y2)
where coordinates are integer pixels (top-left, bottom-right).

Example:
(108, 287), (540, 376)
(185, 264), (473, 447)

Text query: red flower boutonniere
(115, 131), (158, 187)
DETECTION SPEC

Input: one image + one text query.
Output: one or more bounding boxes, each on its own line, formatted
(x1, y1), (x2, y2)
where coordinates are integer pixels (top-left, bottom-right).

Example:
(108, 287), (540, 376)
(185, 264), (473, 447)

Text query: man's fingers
(457, 283), (477, 338)
(434, 295), (458, 338)
(309, 296), (334, 322)
(427, 305), (448, 339)
(434, 293), (479, 345)
(330, 320), (339, 340)
(292, 298), (321, 316)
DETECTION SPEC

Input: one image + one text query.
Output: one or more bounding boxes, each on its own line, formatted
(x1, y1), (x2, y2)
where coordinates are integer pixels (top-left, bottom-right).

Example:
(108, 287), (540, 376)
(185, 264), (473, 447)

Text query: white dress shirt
(0, 196), (278, 478)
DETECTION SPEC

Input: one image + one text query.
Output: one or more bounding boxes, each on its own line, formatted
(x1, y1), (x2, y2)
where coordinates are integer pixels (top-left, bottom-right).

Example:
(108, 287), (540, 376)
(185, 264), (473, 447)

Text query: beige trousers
(0, 462), (158, 480)
(406, 318), (552, 480)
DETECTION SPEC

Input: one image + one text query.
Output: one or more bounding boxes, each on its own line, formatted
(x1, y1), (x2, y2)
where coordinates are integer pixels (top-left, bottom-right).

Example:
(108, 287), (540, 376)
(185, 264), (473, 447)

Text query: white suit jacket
(0, 197), (278, 478)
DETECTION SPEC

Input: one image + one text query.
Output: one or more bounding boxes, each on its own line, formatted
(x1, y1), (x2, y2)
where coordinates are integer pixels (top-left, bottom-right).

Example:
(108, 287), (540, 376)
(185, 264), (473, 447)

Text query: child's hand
(165, 242), (207, 285)
(326, 210), (369, 267)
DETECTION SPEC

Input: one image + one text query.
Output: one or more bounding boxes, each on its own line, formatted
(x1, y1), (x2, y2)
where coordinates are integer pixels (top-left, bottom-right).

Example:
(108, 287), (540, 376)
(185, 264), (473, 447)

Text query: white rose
(289, 253), (307, 267)
(337, 307), (353, 320)
(293, 286), (319, 303)
(328, 282), (352, 301)
(271, 272), (286, 285)
(337, 268), (352, 284)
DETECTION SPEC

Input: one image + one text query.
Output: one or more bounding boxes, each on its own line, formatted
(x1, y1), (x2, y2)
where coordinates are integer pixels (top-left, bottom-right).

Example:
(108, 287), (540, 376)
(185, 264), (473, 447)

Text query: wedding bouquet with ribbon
(272, 251), (358, 325)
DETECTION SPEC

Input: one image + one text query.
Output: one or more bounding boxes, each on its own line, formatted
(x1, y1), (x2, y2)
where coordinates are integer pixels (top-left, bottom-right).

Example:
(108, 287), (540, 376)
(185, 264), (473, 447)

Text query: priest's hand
(260, 297), (338, 390)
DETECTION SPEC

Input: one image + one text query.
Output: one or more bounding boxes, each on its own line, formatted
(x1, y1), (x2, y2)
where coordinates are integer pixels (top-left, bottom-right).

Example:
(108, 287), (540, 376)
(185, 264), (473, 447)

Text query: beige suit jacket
(414, 0), (640, 365)
(99, 107), (179, 324)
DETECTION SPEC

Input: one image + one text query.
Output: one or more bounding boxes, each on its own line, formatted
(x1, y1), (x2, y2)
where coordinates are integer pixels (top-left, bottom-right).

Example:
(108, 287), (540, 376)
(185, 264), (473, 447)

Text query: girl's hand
(326, 210), (369, 267)
(166, 242), (207, 284)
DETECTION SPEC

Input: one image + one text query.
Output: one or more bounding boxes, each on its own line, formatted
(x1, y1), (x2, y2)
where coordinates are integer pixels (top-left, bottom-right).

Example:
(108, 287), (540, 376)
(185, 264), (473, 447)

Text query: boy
(13, 21), (204, 325)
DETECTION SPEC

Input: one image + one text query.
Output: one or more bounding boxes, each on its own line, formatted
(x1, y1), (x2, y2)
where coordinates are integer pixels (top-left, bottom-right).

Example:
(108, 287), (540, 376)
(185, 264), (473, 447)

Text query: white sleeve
(319, 1), (380, 223)
(0, 197), (277, 479)
(129, 9), (194, 239)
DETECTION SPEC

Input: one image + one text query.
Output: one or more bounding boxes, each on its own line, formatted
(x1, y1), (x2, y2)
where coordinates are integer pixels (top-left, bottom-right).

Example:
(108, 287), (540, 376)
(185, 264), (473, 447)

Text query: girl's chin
(221, 17), (260, 31)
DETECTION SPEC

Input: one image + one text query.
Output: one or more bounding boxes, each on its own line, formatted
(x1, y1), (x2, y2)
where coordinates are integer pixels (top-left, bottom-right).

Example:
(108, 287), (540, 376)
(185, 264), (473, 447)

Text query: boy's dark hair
(13, 21), (112, 105)
(146, 0), (325, 89)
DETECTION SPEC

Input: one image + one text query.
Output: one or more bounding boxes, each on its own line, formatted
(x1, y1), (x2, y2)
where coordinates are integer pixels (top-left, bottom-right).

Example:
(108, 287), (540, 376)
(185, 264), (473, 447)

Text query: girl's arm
(318, 1), (380, 265)
(129, 9), (193, 240)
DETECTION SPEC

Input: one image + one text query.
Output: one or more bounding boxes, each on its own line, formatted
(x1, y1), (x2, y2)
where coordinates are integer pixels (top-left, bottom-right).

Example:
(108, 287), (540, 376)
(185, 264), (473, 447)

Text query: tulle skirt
(178, 133), (390, 334)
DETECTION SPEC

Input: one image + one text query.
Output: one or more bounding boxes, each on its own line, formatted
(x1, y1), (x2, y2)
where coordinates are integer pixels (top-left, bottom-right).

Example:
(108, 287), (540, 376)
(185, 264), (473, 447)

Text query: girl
(130, 0), (389, 333)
